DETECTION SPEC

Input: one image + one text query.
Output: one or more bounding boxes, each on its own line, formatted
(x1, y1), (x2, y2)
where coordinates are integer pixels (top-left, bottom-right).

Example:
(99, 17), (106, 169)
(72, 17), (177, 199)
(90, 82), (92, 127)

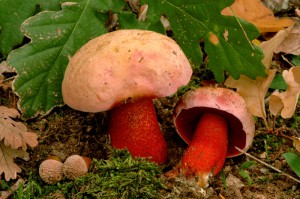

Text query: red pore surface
(108, 98), (167, 164)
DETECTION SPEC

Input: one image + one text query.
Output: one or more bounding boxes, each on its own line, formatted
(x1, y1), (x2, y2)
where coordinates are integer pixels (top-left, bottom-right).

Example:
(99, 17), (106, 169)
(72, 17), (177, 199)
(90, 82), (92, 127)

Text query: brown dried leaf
(274, 22), (300, 55)
(268, 90), (283, 116)
(292, 136), (300, 152)
(0, 142), (29, 181)
(222, 0), (294, 32)
(260, 27), (292, 68)
(225, 69), (276, 120)
(0, 106), (38, 150)
(269, 66), (300, 118)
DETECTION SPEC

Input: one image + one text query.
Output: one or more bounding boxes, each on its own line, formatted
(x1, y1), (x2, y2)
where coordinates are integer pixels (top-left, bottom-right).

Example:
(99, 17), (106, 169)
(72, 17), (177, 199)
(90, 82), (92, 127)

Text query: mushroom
(173, 87), (255, 187)
(62, 29), (192, 164)
(39, 156), (63, 184)
(63, 155), (91, 180)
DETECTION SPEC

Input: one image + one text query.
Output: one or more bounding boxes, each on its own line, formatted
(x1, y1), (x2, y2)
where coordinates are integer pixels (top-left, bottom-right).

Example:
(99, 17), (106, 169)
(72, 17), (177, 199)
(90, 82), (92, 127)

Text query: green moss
(13, 148), (165, 199)
(12, 174), (68, 199)
(69, 148), (165, 199)
(0, 179), (10, 190)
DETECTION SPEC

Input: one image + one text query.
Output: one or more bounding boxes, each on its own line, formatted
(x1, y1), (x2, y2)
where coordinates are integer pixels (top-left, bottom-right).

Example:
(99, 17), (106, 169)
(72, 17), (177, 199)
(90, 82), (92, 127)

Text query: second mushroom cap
(173, 87), (255, 157)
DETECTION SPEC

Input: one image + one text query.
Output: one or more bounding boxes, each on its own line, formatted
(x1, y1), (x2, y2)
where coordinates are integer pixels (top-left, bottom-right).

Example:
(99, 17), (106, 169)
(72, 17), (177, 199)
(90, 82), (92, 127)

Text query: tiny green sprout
(220, 169), (227, 189)
(238, 161), (256, 185)
(259, 177), (268, 184)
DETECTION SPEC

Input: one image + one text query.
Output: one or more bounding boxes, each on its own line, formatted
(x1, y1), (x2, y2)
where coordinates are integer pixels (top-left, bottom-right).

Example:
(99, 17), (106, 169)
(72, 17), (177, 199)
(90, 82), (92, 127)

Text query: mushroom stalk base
(108, 98), (167, 164)
(180, 113), (228, 188)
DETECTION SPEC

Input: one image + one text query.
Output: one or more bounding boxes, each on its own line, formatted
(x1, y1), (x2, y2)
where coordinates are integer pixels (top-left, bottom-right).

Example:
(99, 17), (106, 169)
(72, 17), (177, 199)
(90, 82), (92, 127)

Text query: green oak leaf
(0, 0), (37, 57)
(118, 11), (165, 33)
(36, 0), (73, 11)
(141, 0), (266, 82)
(0, 0), (73, 57)
(8, 0), (124, 118)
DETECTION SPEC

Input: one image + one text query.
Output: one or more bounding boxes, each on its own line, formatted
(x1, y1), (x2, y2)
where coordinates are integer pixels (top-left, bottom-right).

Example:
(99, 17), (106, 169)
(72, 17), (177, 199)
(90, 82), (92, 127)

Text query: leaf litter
(0, 106), (37, 180)
(270, 66), (300, 119)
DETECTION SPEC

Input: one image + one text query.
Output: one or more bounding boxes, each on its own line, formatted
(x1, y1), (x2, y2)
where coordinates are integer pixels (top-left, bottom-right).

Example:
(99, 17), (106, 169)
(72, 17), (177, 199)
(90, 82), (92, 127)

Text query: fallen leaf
(222, 0), (294, 32)
(274, 22), (300, 55)
(260, 27), (292, 68)
(292, 136), (300, 152)
(225, 69), (276, 121)
(0, 106), (38, 150)
(268, 90), (283, 116)
(0, 142), (29, 181)
(269, 66), (300, 118)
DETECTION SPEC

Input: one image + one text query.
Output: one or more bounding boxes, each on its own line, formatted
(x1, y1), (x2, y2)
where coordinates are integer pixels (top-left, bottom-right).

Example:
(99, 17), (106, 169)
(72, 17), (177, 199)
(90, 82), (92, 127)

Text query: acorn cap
(63, 155), (91, 180)
(173, 87), (255, 157)
(62, 29), (192, 112)
(39, 157), (63, 184)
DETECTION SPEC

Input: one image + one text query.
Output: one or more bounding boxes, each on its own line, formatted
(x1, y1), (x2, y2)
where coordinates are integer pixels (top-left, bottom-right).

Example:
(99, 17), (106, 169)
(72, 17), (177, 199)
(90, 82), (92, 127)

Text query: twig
(281, 55), (295, 67)
(235, 147), (300, 184)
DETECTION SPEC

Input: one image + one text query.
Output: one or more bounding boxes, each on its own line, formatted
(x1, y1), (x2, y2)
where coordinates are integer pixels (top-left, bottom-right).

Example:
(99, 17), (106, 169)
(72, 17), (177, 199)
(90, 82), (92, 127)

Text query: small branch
(281, 55), (296, 67)
(235, 147), (300, 184)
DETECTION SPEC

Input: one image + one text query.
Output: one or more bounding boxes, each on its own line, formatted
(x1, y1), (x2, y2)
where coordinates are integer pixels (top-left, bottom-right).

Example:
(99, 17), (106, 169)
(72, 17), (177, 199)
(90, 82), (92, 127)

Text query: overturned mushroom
(173, 87), (255, 187)
(62, 29), (192, 164)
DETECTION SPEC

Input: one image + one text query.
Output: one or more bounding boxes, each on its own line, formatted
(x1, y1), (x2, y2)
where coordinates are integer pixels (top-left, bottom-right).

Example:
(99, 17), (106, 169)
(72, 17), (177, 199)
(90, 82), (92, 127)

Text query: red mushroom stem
(108, 97), (167, 164)
(179, 113), (228, 187)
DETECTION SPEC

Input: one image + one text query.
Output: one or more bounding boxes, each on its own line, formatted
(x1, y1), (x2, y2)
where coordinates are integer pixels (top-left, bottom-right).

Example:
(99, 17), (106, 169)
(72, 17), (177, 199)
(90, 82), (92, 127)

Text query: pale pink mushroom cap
(62, 29), (192, 112)
(173, 87), (255, 157)
(39, 158), (63, 184)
